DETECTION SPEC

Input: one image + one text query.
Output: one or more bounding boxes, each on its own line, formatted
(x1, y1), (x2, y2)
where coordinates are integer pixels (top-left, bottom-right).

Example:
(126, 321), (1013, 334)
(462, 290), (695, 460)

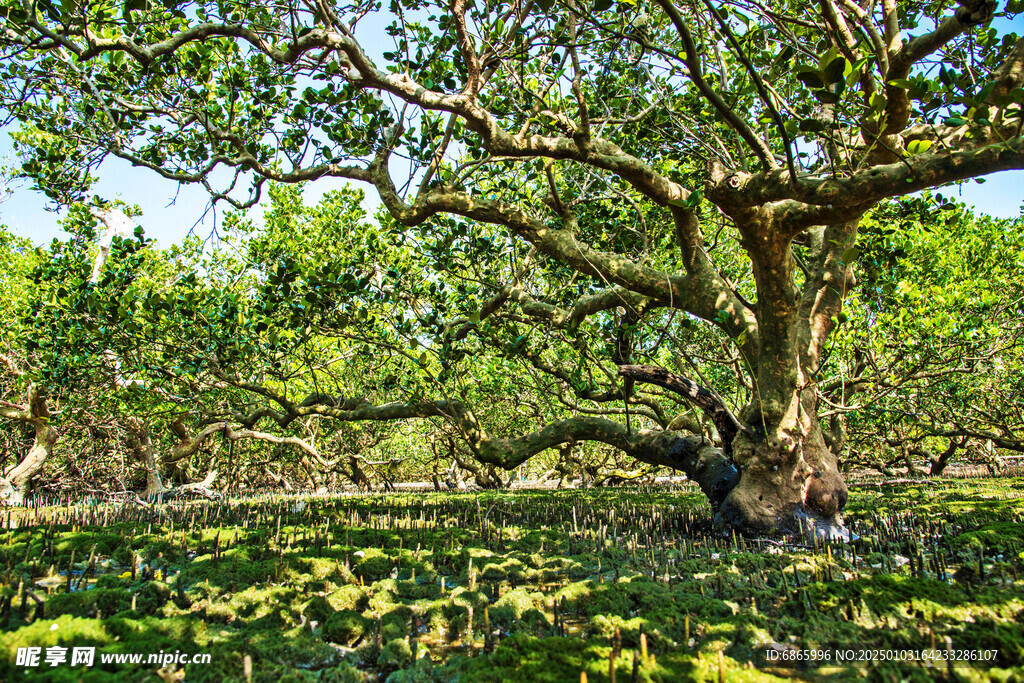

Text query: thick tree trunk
(171, 470), (221, 500)
(929, 445), (953, 476)
(347, 455), (373, 492)
(267, 465), (295, 491)
(445, 459), (467, 490)
(621, 366), (849, 539)
(687, 210), (858, 538)
(718, 390), (849, 539)
(629, 429), (740, 506)
(0, 384), (58, 506)
(0, 417), (57, 506)
(127, 418), (169, 500)
(978, 439), (1003, 476)
(128, 420), (221, 500)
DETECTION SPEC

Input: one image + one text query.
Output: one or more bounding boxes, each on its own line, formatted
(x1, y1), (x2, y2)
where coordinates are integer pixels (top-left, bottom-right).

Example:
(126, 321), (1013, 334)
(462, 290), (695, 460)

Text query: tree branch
(654, 0), (777, 171)
(709, 137), (1024, 218)
(618, 364), (744, 454)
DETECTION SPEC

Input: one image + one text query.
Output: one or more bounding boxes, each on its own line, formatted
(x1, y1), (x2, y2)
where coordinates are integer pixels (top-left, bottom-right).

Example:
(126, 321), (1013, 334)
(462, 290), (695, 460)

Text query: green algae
(377, 637), (413, 673)
(321, 609), (370, 645)
(1, 479), (1023, 681)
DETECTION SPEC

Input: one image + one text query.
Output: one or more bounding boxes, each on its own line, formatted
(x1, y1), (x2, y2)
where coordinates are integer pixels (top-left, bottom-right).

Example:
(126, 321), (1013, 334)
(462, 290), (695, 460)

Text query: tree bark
(346, 455), (373, 492)
(171, 470), (221, 500)
(619, 365), (742, 453)
(126, 418), (169, 500)
(0, 385), (57, 506)
(928, 437), (965, 476)
(621, 365), (849, 539)
(720, 390), (849, 539)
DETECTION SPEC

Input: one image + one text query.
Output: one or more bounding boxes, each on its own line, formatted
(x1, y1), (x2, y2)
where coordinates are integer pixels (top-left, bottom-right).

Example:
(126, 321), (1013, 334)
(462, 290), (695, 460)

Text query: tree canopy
(2, 0), (1024, 535)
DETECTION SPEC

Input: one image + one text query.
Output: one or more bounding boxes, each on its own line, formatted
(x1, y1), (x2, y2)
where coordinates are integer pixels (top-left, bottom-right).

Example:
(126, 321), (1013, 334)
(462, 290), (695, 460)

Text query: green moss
(227, 585), (298, 621)
(44, 588), (132, 619)
(3, 481), (1023, 681)
(952, 523), (1024, 552)
(354, 549), (394, 582)
(377, 637), (413, 673)
(439, 635), (685, 682)
(367, 586), (399, 616)
(301, 595), (335, 623)
(395, 578), (438, 600)
(294, 556), (342, 582)
(327, 584), (367, 612)
(321, 609), (369, 645)
(480, 563), (507, 581)
(512, 608), (552, 635)
(385, 656), (434, 683)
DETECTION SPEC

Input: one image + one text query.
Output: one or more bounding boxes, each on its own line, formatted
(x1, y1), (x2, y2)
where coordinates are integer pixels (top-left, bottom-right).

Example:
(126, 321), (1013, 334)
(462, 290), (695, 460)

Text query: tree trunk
(682, 212), (858, 539)
(928, 437), (966, 476)
(127, 418), (169, 500)
(621, 366), (849, 539)
(171, 470), (221, 500)
(267, 465), (294, 491)
(718, 390), (849, 539)
(347, 455), (373, 492)
(1, 424), (57, 505)
(980, 439), (1003, 476)
(903, 444), (921, 477)
(0, 384), (58, 506)
(445, 459), (467, 490)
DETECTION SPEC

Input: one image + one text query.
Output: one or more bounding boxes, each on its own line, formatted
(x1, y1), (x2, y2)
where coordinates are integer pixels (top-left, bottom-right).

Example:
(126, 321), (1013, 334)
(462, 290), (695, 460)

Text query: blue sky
(0, 148), (371, 247)
(1, 9), (1022, 248)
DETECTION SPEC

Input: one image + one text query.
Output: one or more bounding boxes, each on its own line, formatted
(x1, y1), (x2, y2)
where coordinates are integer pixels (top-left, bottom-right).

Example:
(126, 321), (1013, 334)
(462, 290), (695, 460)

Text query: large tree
(2, 0), (1023, 535)
(829, 197), (1024, 475)
(0, 228), (57, 505)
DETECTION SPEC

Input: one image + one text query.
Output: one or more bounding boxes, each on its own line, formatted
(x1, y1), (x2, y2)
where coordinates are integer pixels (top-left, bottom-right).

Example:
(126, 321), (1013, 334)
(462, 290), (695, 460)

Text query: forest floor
(0, 478), (1022, 682)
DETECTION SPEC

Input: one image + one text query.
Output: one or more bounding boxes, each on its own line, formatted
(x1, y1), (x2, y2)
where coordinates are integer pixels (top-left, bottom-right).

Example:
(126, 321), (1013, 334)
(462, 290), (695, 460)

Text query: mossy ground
(1, 479), (1022, 681)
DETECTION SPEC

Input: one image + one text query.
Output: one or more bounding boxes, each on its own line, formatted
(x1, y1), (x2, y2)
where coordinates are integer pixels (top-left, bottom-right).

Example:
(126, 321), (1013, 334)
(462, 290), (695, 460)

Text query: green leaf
(939, 65), (954, 88)
(823, 57), (848, 85)
(839, 246), (860, 263)
(669, 190), (702, 209)
(906, 139), (933, 155)
(886, 79), (915, 89)
(869, 90), (885, 112)
(944, 116), (966, 127)
(796, 69), (825, 89)
(798, 119), (825, 133)
(467, 310), (480, 325)
(773, 45), (795, 68)
(813, 90), (840, 104)
(0, 6), (29, 21)
(817, 45), (838, 71)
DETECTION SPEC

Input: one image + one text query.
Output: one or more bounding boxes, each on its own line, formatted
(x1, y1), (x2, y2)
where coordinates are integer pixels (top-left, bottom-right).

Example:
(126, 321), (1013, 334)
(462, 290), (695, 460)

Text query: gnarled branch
(618, 364), (744, 455)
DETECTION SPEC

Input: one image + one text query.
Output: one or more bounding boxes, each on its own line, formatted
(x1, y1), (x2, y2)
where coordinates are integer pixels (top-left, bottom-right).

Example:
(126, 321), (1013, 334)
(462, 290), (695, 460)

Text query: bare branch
(618, 364), (745, 454)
